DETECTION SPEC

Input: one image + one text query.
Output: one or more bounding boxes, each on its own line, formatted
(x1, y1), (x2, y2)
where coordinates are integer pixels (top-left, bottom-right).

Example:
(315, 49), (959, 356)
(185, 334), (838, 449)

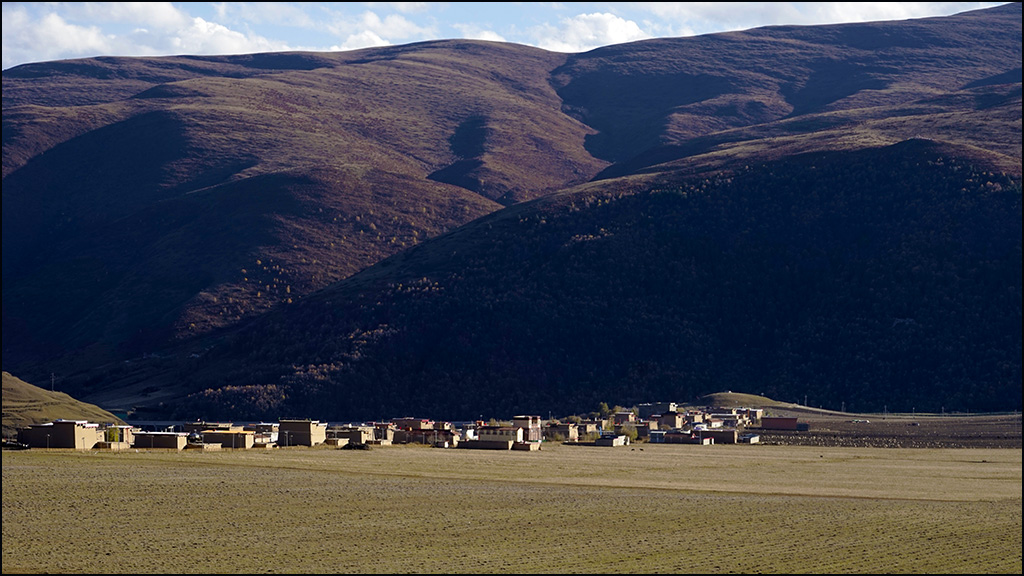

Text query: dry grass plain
(3, 442), (1020, 574)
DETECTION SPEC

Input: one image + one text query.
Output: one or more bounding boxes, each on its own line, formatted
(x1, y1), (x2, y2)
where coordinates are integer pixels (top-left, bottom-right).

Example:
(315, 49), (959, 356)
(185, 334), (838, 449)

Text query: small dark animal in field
(341, 442), (372, 450)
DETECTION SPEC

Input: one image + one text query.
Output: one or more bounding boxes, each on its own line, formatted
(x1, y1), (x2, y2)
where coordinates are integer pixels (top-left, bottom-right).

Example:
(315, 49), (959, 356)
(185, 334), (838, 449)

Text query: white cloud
(452, 24), (507, 44)
(785, 2), (999, 24)
(326, 9), (436, 50)
(365, 3), (431, 14)
(167, 17), (291, 56)
(534, 12), (650, 53)
(209, 2), (320, 28)
(634, 2), (1006, 38)
(1, 3), (294, 68)
(2, 2), (1010, 70)
(88, 2), (191, 28)
(334, 30), (392, 51)
(2, 5), (114, 69)
(360, 11), (436, 40)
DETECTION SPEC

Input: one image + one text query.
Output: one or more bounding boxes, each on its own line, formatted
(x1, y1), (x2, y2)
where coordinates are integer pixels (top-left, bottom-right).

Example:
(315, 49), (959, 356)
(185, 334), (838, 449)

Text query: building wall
(278, 420), (328, 446)
(659, 413), (685, 429)
(544, 423), (578, 441)
(595, 435), (629, 446)
(330, 427), (374, 444)
(760, 417), (799, 430)
(18, 421), (103, 449)
(512, 416), (543, 442)
(374, 424), (396, 442)
(457, 440), (514, 450)
(512, 441), (541, 451)
(613, 412), (636, 425)
(133, 432), (187, 450)
(202, 431), (255, 449)
(478, 427), (523, 443)
(665, 432), (711, 444)
(701, 429), (738, 444)
(394, 429), (460, 445)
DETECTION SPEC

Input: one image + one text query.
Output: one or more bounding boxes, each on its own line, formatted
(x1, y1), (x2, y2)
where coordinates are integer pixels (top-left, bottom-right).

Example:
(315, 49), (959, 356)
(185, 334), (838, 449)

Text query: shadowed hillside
(73, 141), (1019, 421)
(3, 41), (605, 379)
(2, 4), (1021, 420)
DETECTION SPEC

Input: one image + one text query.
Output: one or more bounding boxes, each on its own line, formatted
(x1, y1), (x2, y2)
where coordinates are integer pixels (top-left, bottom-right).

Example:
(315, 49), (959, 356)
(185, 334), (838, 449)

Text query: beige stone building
(201, 429), (256, 449)
(613, 411), (636, 425)
(328, 425), (375, 446)
(544, 422), (579, 441)
(17, 419), (104, 450)
(458, 425), (522, 450)
(244, 422), (280, 447)
(659, 411), (686, 430)
(512, 415), (543, 442)
(278, 419), (327, 446)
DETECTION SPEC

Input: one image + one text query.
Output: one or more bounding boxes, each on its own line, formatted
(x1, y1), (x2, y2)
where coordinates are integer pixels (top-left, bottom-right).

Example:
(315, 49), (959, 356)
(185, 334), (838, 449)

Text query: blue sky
(2, 2), (1009, 70)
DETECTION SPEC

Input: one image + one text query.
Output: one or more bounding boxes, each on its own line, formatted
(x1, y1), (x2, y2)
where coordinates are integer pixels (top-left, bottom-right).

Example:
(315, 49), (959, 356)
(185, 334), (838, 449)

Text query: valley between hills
(2, 3), (1020, 424)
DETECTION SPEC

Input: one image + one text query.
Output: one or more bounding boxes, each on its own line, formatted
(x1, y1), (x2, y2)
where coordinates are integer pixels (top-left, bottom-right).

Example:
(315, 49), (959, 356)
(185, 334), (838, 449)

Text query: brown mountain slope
(2, 41), (606, 378)
(2, 372), (125, 438)
(2, 4), (1020, 409)
(556, 3), (1021, 174)
(71, 140), (1020, 421)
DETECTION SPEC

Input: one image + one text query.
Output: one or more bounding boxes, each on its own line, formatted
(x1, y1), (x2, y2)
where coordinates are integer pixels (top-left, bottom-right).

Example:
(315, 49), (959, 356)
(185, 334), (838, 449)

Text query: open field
(750, 411), (1023, 449)
(3, 442), (1021, 574)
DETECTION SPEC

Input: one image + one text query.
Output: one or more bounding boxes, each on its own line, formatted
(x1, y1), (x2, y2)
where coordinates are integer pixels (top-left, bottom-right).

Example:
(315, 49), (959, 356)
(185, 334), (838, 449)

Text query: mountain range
(3, 3), (1020, 421)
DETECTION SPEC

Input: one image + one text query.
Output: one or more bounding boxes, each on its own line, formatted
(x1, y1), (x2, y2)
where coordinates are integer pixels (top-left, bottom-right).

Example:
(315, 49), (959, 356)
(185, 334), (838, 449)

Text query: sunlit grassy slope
(1, 372), (124, 437)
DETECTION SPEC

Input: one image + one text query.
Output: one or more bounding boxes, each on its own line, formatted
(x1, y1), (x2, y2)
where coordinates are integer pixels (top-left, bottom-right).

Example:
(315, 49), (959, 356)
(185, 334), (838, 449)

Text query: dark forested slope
(142, 141), (1021, 421)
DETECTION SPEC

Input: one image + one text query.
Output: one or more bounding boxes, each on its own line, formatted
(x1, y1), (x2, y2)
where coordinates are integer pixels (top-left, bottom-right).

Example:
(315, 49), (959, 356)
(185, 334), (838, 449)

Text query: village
(9, 401), (809, 451)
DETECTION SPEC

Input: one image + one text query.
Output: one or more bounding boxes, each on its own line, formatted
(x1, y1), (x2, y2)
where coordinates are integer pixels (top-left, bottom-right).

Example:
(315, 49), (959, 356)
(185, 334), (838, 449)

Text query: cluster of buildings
(11, 416), (542, 451)
(596, 402), (767, 445)
(10, 402), (802, 451)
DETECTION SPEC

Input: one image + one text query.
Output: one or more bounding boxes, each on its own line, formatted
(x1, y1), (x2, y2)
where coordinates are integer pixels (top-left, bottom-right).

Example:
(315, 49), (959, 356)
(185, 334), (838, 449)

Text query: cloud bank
(2, 2), (1006, 70)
